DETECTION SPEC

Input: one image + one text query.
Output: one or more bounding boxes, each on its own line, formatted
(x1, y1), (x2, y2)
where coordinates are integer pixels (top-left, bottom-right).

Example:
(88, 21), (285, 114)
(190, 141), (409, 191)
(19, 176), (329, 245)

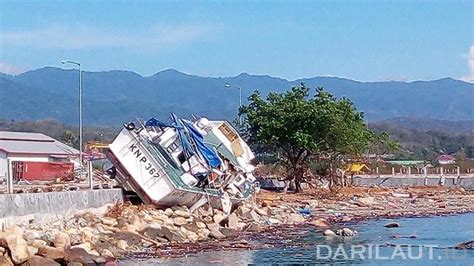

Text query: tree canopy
(241, 84), (393, 190)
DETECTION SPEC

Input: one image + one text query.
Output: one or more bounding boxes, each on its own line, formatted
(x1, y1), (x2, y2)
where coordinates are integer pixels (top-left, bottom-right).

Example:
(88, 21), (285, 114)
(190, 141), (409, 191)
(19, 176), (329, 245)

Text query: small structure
(437, 154), (455, 165)
(0, 131), (79, 183)
(345, 163), (370, 174)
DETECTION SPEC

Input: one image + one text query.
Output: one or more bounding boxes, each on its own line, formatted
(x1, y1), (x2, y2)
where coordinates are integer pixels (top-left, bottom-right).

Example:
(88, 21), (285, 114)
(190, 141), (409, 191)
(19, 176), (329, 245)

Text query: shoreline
(123, 186), (473, 259)
(126, 211), (474, 261)
(0, 186), (472, 265)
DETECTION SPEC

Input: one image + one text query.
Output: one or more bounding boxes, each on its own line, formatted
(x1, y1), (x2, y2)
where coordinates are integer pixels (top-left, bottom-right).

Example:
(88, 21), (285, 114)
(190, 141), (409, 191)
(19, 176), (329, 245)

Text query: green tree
(60, 129), (79, 149)
(241, 84), (385, 191)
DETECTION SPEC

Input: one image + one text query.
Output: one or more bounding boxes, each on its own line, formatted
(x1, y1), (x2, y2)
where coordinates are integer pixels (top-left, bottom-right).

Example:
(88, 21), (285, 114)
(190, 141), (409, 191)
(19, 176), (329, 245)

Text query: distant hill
(370, 117), (474, 133)
(1, 67), (473, 125)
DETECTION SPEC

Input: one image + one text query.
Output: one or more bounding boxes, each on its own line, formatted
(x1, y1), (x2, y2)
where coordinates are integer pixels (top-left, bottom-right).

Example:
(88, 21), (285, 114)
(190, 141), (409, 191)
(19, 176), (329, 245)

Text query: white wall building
(0, 131), (79, 181)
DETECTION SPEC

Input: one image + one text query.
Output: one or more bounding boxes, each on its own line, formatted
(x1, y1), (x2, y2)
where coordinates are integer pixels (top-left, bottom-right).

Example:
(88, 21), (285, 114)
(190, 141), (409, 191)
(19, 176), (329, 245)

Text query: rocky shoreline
(0, 186), (472, 265)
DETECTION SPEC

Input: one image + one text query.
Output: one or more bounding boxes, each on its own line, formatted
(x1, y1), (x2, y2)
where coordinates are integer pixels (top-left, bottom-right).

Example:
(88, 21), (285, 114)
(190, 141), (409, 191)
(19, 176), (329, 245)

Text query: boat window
(218, 123), (238, 142)
(177, 152), (186, 164)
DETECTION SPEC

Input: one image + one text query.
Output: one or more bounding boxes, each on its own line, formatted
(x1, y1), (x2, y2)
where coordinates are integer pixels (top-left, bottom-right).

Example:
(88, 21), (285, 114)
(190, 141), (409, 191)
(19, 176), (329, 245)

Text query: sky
(0, 0), (473, 82)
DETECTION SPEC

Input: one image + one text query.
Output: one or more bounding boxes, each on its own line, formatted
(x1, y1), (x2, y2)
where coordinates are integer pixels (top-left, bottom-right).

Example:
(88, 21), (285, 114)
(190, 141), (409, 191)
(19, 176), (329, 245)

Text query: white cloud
(0, 62), (25, 75)
(462, 45), (474, 82)
(1, 23), (211, 50)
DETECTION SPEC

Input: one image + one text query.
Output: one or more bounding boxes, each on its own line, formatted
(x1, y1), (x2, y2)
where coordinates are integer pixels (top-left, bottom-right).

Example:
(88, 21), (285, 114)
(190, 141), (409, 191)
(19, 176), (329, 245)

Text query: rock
(313, 218), (331, 228)
(0, 247), (5, 255)
(140, 225), (183, 242)
(23, 230), (41, 242)
(70, 242), (92, 252)
(94, 256), (107, 264)
(268, 218), (281, 224)
(22, 255), (60, 266)
(227, 213), (240, 229)
(100, 217), (118, 227)
(384, 222), (400, 228)
(28, 239), (47, 249)
(88, 250), (100, 256)
(37, 246), (65, 260)
(197, 228), (210, 240)
(173, 217), (188, 226)
(27, 246), (39, 256)
(116, 240), (128, 251)
(64, 248), (97, 265)
(0, 233), (30, 264)
(246, 223), (262, 232)
(53, 232), (71, 250)
(67, 262), (82, 266)
(237, 205), (252, 216)
(213, 212), (228, 225)
(255, 207), (268, 216)
(249, 210), (261, 223)
(357, 196), (375, 206)
(174, 210), (191, 218)
(336, 228), (358, 236)
(0, 254), (13, 266)
(100, 248), (114, 258)
(196, 222), (207, 229)
(220, 228), (240, 238)
(184, 230), (199, 243)
(207, 223), (225, 239)
(164, 208), (174, 217)
(79, 228), (96, 243)
(323, 229), (336, 236)
(68, 234), (82, 246)
(287, 213), (305, 223)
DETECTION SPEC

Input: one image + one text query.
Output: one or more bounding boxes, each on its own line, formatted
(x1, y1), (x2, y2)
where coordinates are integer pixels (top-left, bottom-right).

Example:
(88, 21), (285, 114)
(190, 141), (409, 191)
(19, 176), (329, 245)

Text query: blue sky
(0, 0), (473, 81)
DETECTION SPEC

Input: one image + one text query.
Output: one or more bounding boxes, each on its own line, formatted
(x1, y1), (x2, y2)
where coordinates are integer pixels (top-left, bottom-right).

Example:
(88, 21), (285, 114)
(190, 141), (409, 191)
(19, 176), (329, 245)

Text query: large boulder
(140, 225), (184, 243)
(174, 209), (191, 218)
(22, 255), (60, 266)
(0, 233), (30, 264)
(207, 223), (225, 239)
(0, 254), (13, 266)
(37, 246), (65, 260)
(173, 217), (188, 226)
(63, 247), (97, 265)
(53, 232), (70, 250)
(116, 240), (128, 251)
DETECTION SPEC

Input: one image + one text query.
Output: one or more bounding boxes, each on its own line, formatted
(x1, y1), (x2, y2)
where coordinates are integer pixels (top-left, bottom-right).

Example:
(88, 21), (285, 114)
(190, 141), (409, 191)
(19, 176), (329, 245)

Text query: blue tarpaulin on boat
(145, 114), (221, 168)
(171, 114), (196, 160)
(183, 120), (221, 168)
(145, 115), (195, 159)
(145, 117), (180, 129)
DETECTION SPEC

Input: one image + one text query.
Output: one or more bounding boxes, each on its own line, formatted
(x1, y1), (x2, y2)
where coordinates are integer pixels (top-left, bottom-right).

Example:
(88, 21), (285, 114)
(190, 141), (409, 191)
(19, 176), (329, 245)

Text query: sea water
(123, 213), (474, 265)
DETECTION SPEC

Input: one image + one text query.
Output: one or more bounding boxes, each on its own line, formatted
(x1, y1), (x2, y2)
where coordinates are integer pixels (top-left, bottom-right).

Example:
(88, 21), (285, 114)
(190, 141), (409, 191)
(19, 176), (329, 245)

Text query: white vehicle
(107, 114), (258, 212)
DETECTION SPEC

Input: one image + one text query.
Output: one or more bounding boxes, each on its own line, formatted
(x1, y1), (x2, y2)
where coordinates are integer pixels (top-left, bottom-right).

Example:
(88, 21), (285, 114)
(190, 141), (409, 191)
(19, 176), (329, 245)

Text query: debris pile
(0, 198), (310, 264)
(0, 186), (471, 264)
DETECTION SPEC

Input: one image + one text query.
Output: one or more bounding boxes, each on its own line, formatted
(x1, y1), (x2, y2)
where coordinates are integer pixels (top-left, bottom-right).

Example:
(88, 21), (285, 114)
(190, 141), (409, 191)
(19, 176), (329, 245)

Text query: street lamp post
(224, 84), (243, 125)
(61, 60), (83, 178)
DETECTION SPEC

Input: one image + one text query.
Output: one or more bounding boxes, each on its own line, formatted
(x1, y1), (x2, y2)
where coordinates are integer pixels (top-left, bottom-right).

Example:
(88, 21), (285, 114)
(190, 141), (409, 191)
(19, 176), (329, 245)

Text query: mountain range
(0, 67), (473, 126)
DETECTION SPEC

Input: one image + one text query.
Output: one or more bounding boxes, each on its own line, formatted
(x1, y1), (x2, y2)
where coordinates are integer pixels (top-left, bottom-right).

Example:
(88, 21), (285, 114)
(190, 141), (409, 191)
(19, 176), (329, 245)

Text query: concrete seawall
(0, 189), (123, 228)
(352, 176), (474, 191)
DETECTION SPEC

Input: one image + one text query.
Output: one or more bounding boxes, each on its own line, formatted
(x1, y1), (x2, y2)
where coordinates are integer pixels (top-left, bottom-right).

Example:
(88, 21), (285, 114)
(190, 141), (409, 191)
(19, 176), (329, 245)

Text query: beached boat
(107, 114), (258, 212)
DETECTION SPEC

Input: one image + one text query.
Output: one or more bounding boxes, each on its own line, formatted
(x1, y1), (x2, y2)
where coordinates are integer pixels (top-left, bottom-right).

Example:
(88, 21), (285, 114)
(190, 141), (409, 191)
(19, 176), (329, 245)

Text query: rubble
(0, 186), (470, 264)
